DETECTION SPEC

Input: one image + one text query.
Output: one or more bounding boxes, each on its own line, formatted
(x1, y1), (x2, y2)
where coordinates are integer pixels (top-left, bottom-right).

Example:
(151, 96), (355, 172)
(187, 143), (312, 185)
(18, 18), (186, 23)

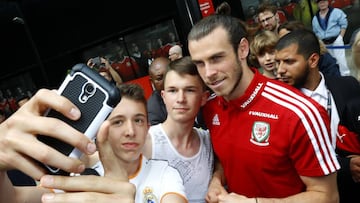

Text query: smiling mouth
(208, 77), (225, 86)
(265, 64), (274, 68)
(276, 77), (289, 82)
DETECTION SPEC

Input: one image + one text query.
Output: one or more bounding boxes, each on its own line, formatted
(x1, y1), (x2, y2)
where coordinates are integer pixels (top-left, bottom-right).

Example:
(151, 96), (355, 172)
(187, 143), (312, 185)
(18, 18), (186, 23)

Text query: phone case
(37, 63), (121, 175)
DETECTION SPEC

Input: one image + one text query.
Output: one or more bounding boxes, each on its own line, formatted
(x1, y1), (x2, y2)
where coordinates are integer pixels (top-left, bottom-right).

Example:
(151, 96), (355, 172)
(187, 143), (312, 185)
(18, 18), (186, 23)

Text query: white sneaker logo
(212, 114), (220, 125)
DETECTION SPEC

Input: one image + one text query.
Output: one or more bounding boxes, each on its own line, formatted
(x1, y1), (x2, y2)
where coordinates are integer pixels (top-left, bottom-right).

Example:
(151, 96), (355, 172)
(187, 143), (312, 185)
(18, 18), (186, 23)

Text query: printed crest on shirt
(143, 186), (158, 203)
(212, 114), (220, 125)
(250, 121), (270, 146)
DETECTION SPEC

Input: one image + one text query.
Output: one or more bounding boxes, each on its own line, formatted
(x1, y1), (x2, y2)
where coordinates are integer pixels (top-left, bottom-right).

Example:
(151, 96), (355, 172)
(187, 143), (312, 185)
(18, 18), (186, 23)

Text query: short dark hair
(215, 1), (231, 16)
(276, 29), (320, 59)
(257, 3), (277, 15)
(188, 14), (247, 54)
(164, 56), (207, 90)
(117, 83), (147, 112)
(277, 20), (305, 34)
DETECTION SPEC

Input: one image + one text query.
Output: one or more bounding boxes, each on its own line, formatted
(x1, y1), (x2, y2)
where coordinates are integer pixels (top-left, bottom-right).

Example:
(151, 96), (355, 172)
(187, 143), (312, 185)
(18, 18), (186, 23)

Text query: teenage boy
(144, 56), (213, 203)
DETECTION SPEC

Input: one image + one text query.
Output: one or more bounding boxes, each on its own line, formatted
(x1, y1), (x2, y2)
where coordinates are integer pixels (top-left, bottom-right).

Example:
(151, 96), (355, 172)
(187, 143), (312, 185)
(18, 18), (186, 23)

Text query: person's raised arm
(87, 57), (123, 86)
(101, 57), (123, 86)
(0, 89), (98, 202)
(39, 120), (135, 203)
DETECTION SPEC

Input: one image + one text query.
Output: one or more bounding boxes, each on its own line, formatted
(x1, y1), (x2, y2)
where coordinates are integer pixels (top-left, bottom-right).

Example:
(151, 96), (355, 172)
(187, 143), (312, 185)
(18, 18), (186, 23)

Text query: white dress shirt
(301, 73), (339, 148)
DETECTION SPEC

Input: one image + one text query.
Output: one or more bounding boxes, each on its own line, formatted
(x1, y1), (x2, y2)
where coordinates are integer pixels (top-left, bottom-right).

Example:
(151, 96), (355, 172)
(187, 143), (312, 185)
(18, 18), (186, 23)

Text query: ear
(237, 38), (250, 61)
(200, 90), (210, 107)
(161, 90), (165, 99)
(275, 12), (280, 23)
(308, 53), (320, 70)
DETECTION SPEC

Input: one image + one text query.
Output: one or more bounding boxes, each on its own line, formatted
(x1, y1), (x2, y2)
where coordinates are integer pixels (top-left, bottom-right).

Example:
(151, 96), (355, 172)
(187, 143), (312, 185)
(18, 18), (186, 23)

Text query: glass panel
(81, 19), (181, 82)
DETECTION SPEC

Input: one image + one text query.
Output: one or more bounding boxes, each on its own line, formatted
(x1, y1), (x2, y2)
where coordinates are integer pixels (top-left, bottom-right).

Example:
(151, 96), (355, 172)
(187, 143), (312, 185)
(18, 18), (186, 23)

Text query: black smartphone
(37, 63), (121, 175)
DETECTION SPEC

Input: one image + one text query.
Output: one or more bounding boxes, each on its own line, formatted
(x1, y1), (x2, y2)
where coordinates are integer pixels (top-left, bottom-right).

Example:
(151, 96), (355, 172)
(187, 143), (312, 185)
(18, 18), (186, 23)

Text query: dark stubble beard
(226, 58), (243, 100)
(293, 64), (310, 89)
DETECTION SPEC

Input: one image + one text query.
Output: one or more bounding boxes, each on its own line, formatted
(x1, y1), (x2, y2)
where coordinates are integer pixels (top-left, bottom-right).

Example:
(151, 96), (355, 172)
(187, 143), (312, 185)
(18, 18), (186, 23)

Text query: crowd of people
(1, 1), (360, 203)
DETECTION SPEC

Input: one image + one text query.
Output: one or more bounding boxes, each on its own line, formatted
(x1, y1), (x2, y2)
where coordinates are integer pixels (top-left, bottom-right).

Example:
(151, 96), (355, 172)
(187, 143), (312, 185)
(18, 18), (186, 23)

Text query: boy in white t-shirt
(144, 56), (214, 203)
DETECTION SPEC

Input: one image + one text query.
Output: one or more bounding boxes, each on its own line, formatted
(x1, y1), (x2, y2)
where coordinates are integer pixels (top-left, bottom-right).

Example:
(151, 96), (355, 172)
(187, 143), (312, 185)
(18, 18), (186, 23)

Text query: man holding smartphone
(87, 57), (123, 86)
(0, 84), (188, 203)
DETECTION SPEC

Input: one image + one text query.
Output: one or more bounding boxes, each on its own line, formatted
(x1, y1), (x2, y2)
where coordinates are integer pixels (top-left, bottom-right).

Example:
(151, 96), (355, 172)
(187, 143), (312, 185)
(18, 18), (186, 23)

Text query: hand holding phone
(89, 56), (105, 71)
(37, 64), (121, 175)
